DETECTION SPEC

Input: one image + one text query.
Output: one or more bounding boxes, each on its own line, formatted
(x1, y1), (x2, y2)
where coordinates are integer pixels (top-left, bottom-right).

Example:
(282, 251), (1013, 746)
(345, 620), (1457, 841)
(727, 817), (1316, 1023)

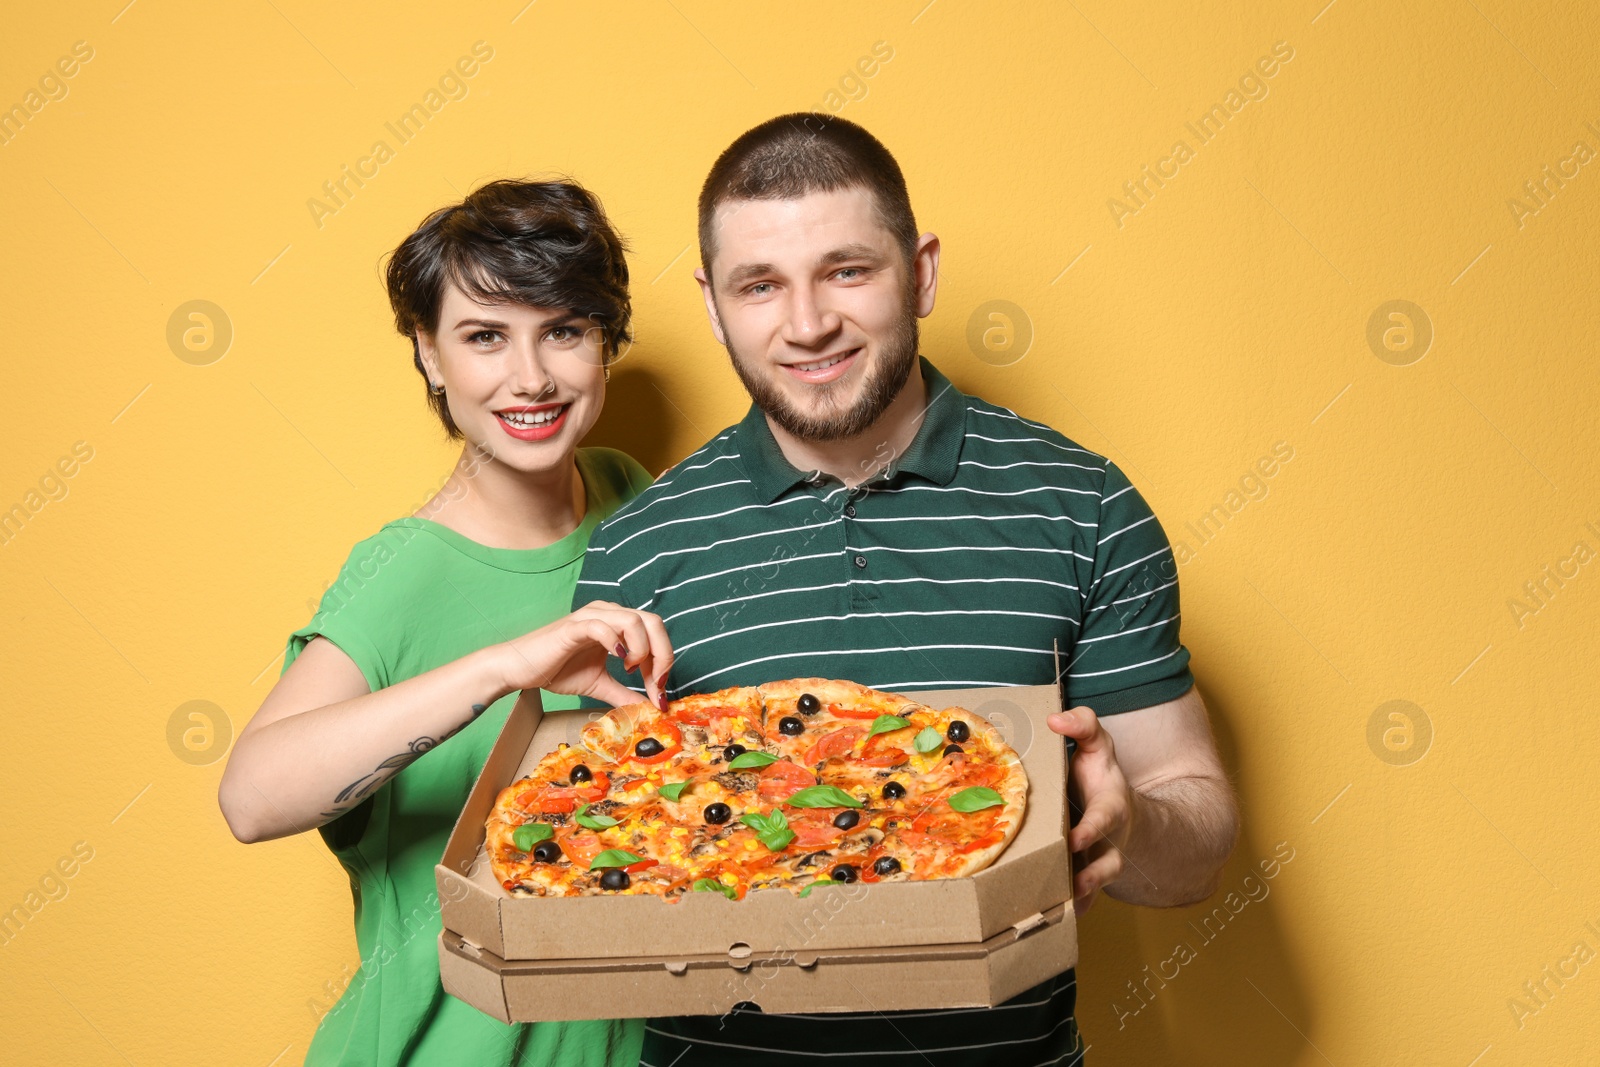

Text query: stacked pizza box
(436, 674), (1077, 1022)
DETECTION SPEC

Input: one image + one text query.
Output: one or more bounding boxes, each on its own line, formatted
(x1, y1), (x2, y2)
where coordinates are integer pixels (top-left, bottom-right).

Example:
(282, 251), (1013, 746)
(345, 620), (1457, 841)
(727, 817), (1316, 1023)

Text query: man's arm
(1050, 686), (1238, 912)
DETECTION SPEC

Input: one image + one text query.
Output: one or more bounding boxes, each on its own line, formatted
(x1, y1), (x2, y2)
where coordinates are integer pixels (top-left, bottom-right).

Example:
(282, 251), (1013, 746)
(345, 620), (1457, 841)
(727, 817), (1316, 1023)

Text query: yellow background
(4, 1), (1597, 1063)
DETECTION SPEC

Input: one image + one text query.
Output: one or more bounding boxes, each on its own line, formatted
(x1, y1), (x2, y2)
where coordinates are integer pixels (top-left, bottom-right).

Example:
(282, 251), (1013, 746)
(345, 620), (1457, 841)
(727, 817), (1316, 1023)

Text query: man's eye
(835, 268), (862, 281)
(747, 282), (774, 296)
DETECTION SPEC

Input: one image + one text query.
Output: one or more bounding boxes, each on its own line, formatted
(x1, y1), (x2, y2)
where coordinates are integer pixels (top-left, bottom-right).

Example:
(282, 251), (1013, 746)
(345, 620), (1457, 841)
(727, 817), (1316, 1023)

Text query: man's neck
(766, 362), (929, 488)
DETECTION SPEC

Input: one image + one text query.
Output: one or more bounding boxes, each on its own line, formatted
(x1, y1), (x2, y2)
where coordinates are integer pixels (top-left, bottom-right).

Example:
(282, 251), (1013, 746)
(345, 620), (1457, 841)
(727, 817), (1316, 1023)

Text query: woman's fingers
(636, 611), (675, 691)
(574, 606), (674, 711)
(588, 674), (649, 710)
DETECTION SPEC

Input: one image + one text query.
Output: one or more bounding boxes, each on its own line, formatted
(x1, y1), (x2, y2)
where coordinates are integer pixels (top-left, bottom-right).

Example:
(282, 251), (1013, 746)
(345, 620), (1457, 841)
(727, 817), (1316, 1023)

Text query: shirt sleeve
(281, 533), (400, 692)
(1066, 460), (1195, 716)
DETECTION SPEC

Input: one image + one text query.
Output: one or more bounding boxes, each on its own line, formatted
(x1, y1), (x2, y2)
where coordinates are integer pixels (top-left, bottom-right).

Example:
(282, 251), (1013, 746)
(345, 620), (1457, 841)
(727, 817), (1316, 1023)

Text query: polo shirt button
(844, 504), (857, 518)
(853, 555), (867, 568)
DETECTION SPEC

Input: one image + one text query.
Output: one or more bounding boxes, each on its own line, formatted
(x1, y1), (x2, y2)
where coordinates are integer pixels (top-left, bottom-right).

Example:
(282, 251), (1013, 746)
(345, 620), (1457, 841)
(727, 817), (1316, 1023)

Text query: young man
(574, 114), (1238, 1066)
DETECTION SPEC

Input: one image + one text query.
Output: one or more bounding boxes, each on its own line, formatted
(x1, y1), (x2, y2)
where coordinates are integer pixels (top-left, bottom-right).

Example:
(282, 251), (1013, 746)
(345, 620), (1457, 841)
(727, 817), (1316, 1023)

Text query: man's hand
(1048, 688), (1239, 913)
(1048, 705), (1132, 915)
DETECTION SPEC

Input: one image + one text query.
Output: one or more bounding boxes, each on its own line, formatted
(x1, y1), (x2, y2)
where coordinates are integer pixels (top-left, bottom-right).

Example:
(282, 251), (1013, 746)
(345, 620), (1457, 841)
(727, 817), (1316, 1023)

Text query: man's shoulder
(585, 423), (752, 548)
(956, 392), (1112, 489)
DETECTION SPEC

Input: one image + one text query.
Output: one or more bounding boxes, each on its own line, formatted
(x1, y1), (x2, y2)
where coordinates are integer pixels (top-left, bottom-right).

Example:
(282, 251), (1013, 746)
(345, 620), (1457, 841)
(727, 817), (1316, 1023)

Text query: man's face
(697, 187), (925, 442)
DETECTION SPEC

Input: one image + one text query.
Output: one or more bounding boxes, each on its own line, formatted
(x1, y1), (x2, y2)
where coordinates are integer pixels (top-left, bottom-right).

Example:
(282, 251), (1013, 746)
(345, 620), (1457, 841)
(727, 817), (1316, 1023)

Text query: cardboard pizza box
(438, 903), (1073, 1022)
(435, 679), (1077, 1020)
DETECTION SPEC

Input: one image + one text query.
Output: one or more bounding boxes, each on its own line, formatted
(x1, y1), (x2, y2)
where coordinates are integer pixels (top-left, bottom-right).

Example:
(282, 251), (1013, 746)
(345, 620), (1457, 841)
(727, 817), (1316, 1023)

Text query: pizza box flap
(438, 681), (1074, 961)
(439, 902), (1073, 1021)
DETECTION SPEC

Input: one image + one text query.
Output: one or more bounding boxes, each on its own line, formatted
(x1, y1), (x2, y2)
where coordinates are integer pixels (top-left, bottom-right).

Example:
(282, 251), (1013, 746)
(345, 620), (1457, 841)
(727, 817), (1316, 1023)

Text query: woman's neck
(416, 445), (587, 550)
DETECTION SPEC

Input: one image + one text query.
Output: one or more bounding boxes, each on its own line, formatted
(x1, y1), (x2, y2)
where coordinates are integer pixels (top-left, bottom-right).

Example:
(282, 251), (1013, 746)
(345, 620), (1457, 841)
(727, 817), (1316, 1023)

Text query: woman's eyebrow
(453, 317), (509, 330)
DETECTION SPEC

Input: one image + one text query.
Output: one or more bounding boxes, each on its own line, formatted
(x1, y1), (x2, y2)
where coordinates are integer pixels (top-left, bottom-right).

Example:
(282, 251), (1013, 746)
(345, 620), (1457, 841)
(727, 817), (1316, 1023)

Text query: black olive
(797, 693), (821, 715)
(832, 809), (860, 830)
(703, 802), (732, 825)
(946, 720), (970, 743)
(882, 781), (906, 800)
(779, 716), (804, 736)
(531, 841), (562, 863)
(872, 856), (901, 877)
(723, 743), (747, 761)
(943, 743), (965, 757)
(830, 864), (859, 883)
(599, 868), (630, 890)
(635, 736), (665, 758)
(569, 764), (593, 784)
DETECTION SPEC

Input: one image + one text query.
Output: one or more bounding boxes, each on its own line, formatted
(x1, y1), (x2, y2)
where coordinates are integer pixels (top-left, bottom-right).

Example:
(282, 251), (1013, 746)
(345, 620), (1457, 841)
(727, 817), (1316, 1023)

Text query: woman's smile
(495, 402), (571, 441)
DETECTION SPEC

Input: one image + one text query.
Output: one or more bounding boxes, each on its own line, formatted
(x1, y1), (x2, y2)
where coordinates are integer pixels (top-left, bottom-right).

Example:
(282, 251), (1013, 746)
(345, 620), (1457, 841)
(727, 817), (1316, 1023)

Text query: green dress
(283, 447), (653, 1067)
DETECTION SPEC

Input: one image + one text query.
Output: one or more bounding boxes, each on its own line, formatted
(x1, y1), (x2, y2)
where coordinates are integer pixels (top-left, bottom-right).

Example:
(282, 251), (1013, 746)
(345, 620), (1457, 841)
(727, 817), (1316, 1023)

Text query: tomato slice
(804, 726), (864, 764)
(757, 759), (816, 802)
(860, 730), (910, 764)
(629, 720), (683, 764)
(558, 831), (604, 867)
(517, 788), (577, 814)
(788, 810), (846, 849)
(826, 702), (884, 720)
(673, 704), (741, 727)
(957, 829), (1005, 854)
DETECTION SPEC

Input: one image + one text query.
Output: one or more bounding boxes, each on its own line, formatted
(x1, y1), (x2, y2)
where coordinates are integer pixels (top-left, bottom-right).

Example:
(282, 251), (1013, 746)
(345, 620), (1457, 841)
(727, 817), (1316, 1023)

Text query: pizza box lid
(437, 901), (1074, 1022)
(436, 677), (1075, 962)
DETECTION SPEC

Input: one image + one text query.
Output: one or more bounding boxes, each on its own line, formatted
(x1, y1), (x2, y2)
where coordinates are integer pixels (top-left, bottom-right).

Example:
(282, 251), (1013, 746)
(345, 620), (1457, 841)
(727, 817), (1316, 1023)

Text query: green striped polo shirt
(574, 356), (1193, 1067)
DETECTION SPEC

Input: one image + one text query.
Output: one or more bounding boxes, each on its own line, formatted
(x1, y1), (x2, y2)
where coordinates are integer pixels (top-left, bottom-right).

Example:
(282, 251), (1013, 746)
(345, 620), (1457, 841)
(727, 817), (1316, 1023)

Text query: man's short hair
(697, 113), (918, 278)
(384, 179), (632, 439)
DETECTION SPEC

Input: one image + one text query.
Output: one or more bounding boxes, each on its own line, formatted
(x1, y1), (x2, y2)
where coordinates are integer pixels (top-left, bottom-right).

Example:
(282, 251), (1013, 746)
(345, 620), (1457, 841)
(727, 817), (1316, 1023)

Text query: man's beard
(724, 300), (920, 444)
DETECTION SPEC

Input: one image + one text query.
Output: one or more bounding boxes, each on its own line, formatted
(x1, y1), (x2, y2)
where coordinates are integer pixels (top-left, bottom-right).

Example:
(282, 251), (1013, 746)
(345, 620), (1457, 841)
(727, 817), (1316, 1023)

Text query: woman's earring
(429, 381), (445, 395)
(603, 365), (611, 383)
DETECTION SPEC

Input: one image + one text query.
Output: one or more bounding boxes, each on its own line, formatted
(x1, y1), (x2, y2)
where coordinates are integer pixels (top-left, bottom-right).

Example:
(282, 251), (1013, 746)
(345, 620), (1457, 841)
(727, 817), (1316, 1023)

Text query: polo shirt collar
(735, 356), (969, 503)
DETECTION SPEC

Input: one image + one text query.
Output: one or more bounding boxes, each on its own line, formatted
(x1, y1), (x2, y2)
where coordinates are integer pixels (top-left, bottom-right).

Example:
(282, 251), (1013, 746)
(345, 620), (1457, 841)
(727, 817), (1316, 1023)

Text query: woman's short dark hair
(384, 179), (631, 438)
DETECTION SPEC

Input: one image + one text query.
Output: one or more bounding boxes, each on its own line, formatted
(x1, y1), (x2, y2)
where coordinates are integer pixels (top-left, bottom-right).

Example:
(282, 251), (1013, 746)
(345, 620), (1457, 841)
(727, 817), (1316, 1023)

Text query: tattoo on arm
(319, 703), (490, 821)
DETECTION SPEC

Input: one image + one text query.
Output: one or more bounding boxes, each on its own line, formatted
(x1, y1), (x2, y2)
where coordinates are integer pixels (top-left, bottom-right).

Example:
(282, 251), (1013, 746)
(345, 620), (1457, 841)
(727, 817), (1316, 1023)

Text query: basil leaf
(740, 809), (794, 851)
(574, 802), (619, 830)
(589, 849), (644, 870)
(913, 726), (944, 754)
(868, 714), (910, 736)
(659, 780), (692, 802)
(798, 878), (836, 899)
(948, 786), (1005, 812)
(784, 785), (863, 809)
(692, 877), (737, 900)
(511, 822), (552, 851)
(729, 750), (779, 770)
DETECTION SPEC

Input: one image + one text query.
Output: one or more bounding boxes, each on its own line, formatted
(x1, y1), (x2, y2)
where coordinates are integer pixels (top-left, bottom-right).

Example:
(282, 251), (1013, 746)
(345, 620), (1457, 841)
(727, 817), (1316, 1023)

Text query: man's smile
(781, 346), (862, 384)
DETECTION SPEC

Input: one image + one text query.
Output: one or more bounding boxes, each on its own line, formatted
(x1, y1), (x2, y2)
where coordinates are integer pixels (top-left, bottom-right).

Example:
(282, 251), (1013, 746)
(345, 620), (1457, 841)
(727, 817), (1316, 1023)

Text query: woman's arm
(218, 602), (671, 844)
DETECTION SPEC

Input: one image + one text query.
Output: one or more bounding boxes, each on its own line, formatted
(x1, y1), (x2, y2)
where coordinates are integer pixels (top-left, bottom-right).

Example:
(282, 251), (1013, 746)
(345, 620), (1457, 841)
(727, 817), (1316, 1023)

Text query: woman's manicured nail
(615, 643), (627, 659)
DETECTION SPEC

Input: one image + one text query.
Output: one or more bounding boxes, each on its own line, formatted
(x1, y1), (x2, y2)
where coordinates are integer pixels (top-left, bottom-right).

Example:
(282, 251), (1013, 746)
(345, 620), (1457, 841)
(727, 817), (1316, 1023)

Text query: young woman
(218, 180), (671, 1066)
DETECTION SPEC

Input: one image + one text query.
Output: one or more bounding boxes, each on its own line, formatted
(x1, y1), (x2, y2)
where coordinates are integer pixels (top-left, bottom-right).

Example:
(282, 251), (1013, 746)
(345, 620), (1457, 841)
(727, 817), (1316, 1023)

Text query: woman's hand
(494, 602), (674, 711)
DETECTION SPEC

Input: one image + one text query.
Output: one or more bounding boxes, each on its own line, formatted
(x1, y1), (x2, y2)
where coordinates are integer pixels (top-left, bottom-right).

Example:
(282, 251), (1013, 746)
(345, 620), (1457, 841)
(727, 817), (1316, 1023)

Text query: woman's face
(417, 282), (608, 475)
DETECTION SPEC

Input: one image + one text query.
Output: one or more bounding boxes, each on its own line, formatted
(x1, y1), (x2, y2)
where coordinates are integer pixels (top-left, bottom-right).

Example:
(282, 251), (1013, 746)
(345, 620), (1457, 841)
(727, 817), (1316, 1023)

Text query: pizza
(485, 679), (1029, 898)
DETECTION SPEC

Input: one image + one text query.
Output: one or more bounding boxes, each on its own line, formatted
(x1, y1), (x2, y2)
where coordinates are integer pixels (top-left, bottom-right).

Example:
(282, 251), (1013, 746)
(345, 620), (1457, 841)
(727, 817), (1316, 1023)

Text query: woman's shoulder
(308, 520), (455, 622)
(578, 447), (656, 504)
